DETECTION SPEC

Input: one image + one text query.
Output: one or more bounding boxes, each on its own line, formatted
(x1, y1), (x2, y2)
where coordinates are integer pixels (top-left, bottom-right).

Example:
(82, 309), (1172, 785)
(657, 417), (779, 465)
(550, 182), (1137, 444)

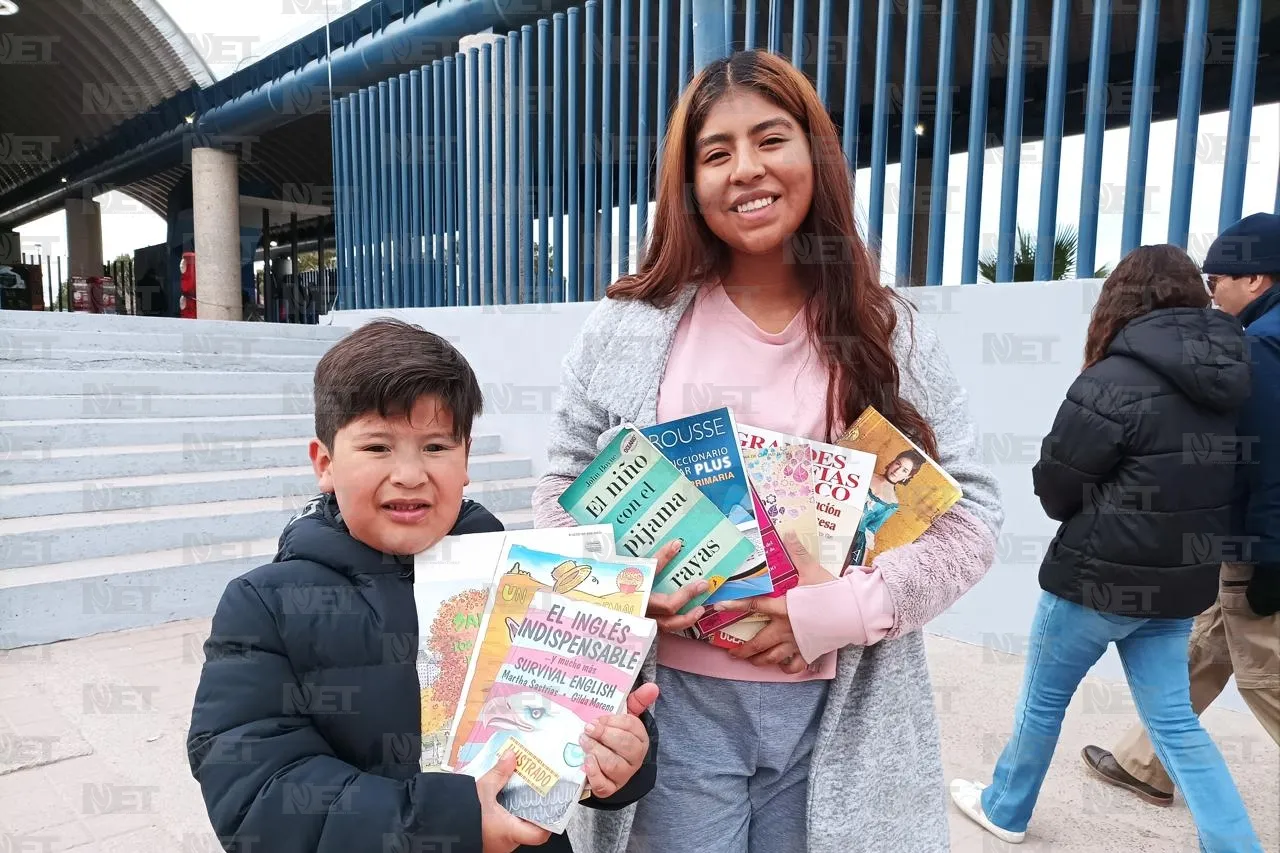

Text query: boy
(187, 318), (658, 853)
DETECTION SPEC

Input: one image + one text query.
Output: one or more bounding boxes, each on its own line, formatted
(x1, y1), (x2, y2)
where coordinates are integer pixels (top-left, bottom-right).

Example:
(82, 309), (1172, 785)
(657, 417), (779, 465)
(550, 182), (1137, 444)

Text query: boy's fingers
(504, 814), (552, 848)
(625, 682), (659, 716)
(584, 753), (618, 799)
(582, 719), (647, 763)
(476, 750), (518, 799)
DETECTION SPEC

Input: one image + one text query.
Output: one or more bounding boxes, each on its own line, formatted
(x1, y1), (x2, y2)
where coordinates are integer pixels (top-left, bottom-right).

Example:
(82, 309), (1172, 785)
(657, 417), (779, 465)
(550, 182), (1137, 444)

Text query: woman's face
(691, 89), (814, 257)
(885, 457), (916, 484)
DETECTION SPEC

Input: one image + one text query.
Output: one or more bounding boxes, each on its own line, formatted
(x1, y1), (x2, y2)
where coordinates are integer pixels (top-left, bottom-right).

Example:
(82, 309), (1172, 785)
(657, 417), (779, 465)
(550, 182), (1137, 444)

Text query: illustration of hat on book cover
(836, 406), (962, 570)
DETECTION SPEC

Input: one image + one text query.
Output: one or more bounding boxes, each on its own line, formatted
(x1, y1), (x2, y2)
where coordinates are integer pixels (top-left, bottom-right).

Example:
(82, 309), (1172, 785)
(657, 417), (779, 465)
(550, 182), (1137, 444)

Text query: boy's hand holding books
(580, 681), (659, 799)
(710, 530), (836, 673)
(478, 752), (553, 852)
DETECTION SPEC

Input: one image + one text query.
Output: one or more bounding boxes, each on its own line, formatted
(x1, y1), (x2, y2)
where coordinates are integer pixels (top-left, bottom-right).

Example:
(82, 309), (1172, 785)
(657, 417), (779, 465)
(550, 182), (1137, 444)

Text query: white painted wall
(327, 278), (1250, 711)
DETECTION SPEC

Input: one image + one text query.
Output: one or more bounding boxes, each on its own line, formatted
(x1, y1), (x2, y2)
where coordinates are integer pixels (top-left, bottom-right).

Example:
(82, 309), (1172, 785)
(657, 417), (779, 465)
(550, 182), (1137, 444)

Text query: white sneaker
(949, 779), (1026, 844)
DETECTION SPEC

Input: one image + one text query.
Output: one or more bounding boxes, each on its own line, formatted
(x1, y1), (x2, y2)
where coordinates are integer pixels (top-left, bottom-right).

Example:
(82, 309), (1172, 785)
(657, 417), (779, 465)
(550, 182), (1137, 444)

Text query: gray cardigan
(531, 285), (1003, 853)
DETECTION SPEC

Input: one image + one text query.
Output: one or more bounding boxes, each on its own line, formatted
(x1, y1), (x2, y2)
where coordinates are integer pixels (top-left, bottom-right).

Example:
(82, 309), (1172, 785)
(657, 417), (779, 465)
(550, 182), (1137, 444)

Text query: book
(452, 591), (657, 833)
(639, 407), (774, 604)
(444, 542), (657, 772)
(737, 423), (877, 575)
(414, 526), (615, 772)
(737, 432), (821, 562)
(835, 406), (963, 571)
(556, 425), (756, 614)
(692, 479), (799, 639)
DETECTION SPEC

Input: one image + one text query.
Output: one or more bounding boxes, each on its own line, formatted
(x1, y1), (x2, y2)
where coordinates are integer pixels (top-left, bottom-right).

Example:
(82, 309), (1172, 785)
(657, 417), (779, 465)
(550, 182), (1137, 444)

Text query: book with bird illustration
(557, 424), (756, 614)
(640, 407), (774, 604)
(443, 542), (656, 773)
(452, 591), (657, 833)
(414, 526), (614, 772)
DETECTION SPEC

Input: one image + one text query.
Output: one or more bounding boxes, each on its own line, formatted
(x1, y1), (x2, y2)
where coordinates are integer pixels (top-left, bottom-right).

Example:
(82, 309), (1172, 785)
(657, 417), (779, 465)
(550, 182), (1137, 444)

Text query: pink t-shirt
(654, 282), (894, 682)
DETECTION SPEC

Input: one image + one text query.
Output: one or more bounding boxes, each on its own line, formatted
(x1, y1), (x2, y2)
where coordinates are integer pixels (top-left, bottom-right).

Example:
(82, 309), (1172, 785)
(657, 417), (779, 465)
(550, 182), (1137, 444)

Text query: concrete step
(1, 413), (315, 450)
(0, 477), (537, 569)
(0, 465), (318, 518)
(0, 462), (535, 518)
(1, 328), (342, 358)
(1, 392), (315, 421)
(0, 507), (535, 648)
(0, 433), (506, 484)
(0, 368), (314, 397)
(0, 309), (351, 338)
(6, 348), (326, 373)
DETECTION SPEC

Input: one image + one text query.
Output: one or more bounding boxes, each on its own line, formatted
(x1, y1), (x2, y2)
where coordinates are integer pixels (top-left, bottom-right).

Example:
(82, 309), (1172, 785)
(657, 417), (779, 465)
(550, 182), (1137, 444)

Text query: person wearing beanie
(1082, 212), (1280, 809)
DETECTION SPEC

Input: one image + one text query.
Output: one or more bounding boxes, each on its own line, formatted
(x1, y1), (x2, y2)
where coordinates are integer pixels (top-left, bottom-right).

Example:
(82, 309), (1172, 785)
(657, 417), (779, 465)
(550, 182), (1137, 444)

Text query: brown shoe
(1081, 745), (1173, 806)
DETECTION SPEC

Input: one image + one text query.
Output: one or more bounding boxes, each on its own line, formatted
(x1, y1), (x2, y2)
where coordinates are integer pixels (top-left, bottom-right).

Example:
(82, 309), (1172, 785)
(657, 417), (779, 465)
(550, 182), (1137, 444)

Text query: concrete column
(64, 198), (104, 278)
(191, 146), (242, 320)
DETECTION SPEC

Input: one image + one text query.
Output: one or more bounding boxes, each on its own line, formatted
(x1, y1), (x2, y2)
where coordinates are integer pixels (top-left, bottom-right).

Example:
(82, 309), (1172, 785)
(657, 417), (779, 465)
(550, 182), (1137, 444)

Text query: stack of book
(412, 405), (961, 832)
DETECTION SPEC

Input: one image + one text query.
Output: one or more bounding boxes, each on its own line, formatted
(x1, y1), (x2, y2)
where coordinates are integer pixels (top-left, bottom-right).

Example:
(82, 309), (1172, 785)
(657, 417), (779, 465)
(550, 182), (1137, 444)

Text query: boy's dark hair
(312, 318), (483, 449)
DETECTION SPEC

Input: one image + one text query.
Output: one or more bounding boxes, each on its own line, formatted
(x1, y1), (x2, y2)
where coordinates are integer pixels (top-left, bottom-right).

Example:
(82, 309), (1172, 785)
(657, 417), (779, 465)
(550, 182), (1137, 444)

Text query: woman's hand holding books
(644, 539), (712, 633)
(710, 531), (836, 674)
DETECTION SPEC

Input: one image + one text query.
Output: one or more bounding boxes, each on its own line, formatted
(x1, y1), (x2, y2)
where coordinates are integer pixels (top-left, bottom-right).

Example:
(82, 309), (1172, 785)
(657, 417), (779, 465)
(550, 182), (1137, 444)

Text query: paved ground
(1, 620), (1275, 852)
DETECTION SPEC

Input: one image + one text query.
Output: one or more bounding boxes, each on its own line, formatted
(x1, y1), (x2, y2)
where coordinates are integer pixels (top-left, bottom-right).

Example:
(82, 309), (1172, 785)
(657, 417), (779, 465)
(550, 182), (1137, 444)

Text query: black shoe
(1081, 745), (1173, 807)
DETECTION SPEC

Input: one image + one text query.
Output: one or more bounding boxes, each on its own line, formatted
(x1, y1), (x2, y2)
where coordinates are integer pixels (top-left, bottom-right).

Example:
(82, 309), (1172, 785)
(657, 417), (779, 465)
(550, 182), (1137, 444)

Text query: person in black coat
(950, 245), (1263, 852)
(187, 319), (660, 853)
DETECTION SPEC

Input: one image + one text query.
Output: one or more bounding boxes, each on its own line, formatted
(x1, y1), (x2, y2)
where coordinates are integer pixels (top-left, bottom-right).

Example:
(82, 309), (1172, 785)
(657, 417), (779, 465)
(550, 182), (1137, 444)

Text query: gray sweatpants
(625, 664), (830, 853)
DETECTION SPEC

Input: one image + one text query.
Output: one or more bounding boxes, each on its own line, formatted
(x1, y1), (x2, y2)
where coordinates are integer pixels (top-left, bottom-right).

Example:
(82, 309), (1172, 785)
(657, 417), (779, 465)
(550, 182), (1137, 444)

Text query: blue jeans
(982, 591), (1262, 853)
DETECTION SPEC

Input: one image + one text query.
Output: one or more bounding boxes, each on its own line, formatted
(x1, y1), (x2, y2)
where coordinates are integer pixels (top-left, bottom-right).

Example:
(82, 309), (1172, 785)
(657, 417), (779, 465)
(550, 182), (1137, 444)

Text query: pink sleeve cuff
(787, 566), (896, 662)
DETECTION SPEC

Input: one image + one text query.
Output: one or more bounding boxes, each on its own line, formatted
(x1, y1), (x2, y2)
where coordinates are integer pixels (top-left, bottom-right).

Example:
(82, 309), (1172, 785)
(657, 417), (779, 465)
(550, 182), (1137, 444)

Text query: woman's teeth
(736, 196), (776, 213)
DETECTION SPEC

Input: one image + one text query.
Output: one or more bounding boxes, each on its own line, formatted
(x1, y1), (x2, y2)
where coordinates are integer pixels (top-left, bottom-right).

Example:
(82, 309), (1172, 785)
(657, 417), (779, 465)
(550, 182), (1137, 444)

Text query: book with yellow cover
(835, 406), (962, 571)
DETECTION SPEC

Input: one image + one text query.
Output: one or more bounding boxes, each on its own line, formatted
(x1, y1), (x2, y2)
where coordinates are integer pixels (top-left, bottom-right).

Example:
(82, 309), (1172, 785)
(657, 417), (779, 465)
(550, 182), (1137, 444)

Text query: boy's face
(309, 395), (471, 556)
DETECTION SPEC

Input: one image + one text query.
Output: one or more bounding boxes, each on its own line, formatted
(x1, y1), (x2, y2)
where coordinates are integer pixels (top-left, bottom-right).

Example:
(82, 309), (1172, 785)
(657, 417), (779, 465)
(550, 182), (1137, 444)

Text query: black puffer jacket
(1034, 307), (1252, 619)
(187, 493), (655, 853)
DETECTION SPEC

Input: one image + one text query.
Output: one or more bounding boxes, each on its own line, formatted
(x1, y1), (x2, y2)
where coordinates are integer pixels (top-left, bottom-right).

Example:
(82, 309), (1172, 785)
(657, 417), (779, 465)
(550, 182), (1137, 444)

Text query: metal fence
(11, 252), (138, 314)
(331, 0), (1271, 308)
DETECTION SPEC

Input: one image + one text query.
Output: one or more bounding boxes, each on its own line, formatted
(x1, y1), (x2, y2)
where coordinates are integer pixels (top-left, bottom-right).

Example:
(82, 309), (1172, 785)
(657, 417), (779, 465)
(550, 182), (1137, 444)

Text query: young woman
(949, 244), (1264, 851)
(847, 448), (925, 566)
(531, 49), (1002, 852)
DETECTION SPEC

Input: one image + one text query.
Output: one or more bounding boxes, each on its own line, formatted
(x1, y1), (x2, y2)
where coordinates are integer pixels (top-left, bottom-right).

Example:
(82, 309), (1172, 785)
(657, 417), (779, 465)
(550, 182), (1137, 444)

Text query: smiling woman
(533, 49), (1005, 853)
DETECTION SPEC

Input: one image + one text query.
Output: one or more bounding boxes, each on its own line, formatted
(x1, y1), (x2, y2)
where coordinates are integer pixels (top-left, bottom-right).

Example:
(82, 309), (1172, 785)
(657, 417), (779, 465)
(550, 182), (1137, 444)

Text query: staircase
(0, 310), (538, 649)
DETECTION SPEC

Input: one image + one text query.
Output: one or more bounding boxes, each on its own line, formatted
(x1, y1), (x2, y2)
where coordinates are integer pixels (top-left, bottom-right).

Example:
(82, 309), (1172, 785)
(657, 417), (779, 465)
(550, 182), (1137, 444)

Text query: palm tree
(979, 225), (1111, 283)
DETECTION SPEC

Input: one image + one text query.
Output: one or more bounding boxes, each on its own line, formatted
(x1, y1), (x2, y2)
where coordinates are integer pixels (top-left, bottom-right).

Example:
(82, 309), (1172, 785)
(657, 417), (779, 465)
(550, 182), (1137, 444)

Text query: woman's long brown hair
(1082, 243), (1211, 369)
(607, 50), (936, 456)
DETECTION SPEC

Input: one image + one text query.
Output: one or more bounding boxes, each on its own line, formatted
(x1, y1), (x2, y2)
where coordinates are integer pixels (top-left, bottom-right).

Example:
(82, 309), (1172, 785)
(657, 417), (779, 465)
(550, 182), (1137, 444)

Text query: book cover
(835, 406), (962, 571)
(415, 526), (615, 772)
(639, 407), (773, 603)
(691, 479), (799, 639)
(738, 435), (820, 562)
(453, 591), (657, 833)
(556, 425), (756, 614)
(737, 423), (877, 574)
(413, 531), (507, 772)
(444, 542), (656, 772)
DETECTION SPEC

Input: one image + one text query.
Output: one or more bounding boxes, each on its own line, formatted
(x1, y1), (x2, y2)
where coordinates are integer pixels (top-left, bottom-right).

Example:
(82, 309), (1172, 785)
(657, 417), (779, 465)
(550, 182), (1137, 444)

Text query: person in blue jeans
(949, 244), (1264, 852)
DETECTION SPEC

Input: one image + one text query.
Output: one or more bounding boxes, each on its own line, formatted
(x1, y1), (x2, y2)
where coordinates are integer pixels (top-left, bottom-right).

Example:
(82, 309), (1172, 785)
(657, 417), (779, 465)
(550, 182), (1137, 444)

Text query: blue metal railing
(332, 0), (1271, 309)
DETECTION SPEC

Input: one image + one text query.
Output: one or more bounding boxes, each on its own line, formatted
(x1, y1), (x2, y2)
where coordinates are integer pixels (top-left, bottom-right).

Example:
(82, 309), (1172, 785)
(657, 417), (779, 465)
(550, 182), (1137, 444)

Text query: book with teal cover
(640, 407), (773, 603)
(557, 425), (755, 615)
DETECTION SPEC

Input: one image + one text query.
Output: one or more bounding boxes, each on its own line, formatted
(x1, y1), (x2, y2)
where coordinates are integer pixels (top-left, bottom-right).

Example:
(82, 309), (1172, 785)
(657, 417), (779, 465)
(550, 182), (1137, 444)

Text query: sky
(13, 1), (1280, 285)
